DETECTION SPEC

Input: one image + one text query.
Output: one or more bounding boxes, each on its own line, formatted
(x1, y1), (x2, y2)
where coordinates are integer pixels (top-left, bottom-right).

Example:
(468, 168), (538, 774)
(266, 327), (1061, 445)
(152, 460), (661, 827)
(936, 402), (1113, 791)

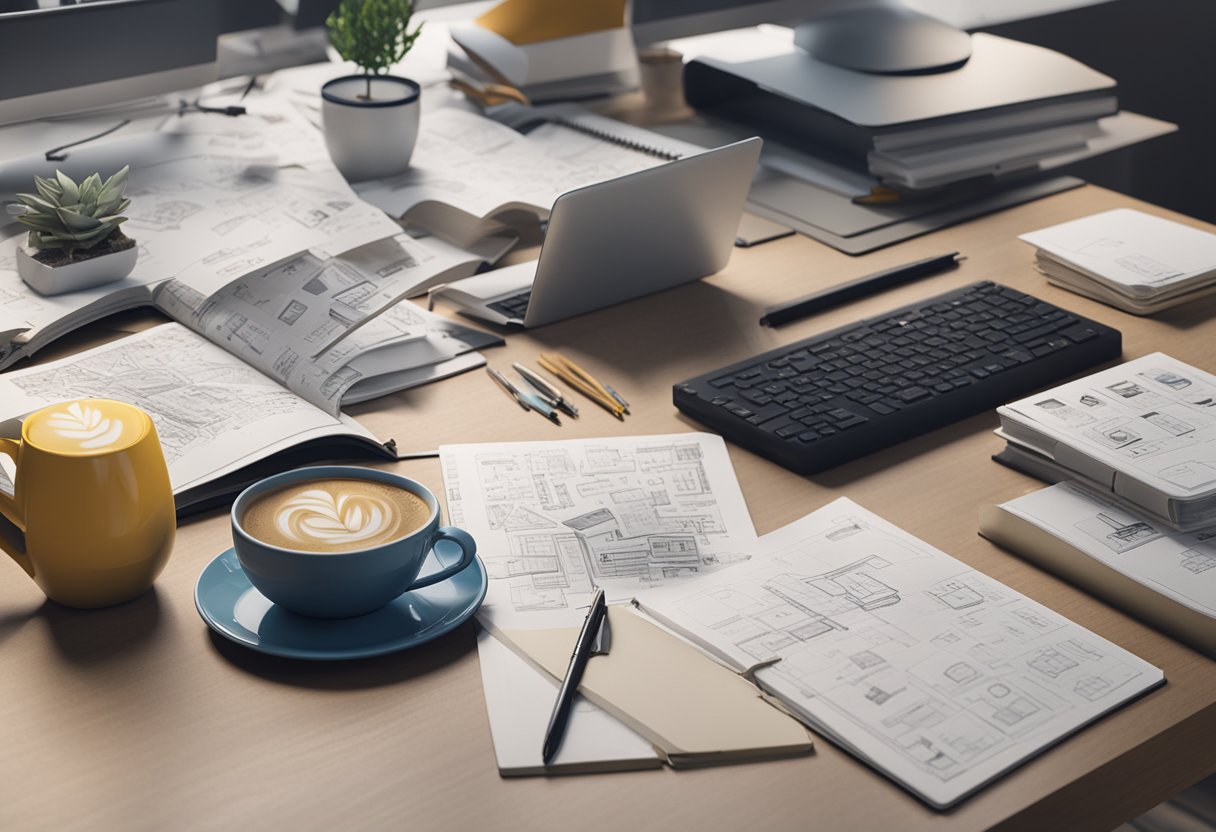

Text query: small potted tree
(322, 0), (424, 182)
(8, 167), (137, 296)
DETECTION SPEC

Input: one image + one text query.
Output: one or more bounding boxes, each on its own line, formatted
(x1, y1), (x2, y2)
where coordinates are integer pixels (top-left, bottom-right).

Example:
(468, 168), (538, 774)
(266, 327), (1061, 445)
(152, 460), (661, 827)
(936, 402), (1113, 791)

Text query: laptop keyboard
(487, 291), (532, 321)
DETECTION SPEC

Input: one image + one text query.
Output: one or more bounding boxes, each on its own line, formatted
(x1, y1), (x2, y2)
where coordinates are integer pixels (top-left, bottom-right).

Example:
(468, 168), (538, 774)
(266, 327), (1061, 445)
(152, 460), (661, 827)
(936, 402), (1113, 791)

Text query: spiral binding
(552, 117), (684, 162)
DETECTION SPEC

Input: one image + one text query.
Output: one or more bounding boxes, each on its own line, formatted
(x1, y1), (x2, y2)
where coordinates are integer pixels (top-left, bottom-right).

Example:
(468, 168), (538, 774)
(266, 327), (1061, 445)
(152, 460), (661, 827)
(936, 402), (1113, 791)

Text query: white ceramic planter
(16, 244), (138, 296)
(321, 74), (421, 182)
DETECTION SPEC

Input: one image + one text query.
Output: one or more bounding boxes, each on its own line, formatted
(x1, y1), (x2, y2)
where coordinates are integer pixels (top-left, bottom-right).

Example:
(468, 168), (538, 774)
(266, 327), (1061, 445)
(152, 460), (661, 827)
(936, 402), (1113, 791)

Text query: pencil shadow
(206, 617), (477, 691)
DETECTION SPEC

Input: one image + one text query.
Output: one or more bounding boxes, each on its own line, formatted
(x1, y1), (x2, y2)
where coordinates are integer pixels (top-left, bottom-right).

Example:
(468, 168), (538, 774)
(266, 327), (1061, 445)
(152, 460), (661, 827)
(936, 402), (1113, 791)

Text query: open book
(635, 498), (1164, 809)
(353, 107), (704, 226)
(0, 322), (432, 516)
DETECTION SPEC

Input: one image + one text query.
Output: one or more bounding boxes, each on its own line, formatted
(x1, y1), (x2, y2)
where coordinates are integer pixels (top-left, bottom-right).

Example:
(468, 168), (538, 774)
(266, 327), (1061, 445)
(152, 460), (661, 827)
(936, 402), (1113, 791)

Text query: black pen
(541, 588), (608, 765)
(759, 252), (963, 327)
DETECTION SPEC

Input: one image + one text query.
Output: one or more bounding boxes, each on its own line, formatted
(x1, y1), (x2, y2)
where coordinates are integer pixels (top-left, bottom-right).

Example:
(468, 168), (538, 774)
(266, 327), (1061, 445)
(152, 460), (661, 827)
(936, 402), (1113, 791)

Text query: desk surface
(2, 183), (1214, 832)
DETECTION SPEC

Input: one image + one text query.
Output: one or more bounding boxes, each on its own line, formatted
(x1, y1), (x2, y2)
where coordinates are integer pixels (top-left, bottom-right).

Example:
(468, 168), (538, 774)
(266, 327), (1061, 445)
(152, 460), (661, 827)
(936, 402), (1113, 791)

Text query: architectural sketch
(1001, 482), (1216, 621)
(441, 434), (758, 629)
(636, 498), (1162, 807)
(0, 324), (382, 494)
(1074, 510), (1163, 553)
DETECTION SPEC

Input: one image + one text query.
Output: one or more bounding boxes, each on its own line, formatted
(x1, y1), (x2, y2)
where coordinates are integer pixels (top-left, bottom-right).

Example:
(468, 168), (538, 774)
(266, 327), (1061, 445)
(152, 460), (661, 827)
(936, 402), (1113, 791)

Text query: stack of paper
(1019, 209), (1216, 314)
(995, 353), (1216, 532)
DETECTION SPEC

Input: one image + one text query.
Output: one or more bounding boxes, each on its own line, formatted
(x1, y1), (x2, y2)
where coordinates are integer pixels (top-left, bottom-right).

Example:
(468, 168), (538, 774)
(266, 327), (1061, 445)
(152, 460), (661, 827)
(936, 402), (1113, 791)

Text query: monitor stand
(793, 1), (971, 75)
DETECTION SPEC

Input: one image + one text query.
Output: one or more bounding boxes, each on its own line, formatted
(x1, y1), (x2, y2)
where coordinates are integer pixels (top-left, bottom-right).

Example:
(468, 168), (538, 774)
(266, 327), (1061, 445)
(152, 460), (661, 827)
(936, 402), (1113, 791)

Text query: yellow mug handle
(0, 437), (34, 577)
(0, 437), (21, 531)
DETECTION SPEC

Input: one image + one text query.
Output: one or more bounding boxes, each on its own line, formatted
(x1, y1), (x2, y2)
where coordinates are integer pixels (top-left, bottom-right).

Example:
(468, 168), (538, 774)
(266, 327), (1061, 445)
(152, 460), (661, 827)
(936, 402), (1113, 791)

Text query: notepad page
(637, 498), (1164, 808)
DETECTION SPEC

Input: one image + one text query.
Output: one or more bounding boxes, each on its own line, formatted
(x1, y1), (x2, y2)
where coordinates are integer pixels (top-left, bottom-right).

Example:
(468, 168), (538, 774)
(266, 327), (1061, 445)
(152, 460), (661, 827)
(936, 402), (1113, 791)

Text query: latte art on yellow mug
(26, 400), (144, 455)
(241, 479), (431, 553)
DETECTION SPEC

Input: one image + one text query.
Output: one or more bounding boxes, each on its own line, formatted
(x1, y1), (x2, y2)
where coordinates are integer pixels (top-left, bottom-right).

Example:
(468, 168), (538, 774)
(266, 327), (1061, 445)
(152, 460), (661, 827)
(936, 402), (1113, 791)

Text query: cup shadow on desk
(36, 590), (163, 665)
(206, 617), (477, 691)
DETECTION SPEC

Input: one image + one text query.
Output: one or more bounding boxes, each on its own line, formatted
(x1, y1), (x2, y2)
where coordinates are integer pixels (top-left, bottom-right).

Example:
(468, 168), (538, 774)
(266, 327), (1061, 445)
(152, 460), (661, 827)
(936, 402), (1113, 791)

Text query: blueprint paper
(1000, 483), (1216, 621)
(637, 498), (1163, 808)
(440, 433), (758, 630)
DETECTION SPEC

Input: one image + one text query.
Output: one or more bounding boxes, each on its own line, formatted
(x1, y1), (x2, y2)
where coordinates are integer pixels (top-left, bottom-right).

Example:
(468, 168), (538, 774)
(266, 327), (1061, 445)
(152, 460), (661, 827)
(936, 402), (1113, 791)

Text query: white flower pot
(321, 74), (421, 183)
(16, 244), (138, 296)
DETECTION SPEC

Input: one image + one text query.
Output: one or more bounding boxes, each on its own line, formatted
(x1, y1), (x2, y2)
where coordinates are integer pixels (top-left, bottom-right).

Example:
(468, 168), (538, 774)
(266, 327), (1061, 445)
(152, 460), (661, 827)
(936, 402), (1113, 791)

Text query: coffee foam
(242, 479), (429, 553)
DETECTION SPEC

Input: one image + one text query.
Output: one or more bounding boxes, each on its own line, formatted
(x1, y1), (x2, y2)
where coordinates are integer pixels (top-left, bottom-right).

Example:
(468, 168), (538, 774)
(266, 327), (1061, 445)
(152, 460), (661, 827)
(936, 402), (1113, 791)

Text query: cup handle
(0, 438), (23, 531)
(407, 526), (477, 591)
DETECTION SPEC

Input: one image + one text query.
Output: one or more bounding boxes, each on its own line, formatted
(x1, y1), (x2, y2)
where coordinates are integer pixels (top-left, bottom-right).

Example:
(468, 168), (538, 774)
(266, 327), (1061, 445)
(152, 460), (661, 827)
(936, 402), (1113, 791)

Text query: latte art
(47, 402), (124, 449)
(241, 478), (431, 553)
(275, 489), (396, 547)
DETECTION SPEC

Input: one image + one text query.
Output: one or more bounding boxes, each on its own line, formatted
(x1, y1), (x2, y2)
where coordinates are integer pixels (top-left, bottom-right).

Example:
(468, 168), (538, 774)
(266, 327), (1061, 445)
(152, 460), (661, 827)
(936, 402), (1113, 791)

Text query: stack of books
(683, 29), (1170, 191)
(1020, 209), (1216, 314)
(986, 354), (1216, 656)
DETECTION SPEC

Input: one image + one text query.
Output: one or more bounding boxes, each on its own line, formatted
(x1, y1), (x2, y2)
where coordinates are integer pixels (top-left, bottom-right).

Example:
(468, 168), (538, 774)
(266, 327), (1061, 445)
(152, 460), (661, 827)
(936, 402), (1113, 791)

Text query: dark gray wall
(983, 0), (1216, 222)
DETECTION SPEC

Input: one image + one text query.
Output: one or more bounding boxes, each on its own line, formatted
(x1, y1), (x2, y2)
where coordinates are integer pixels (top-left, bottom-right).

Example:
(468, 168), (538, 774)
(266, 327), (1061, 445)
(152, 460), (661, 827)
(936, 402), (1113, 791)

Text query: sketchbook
(980, 482), (1216, 657)
(0, 322), (437, 516)
(996, 353), (1216, 531)
(635, 498), (1164, 809)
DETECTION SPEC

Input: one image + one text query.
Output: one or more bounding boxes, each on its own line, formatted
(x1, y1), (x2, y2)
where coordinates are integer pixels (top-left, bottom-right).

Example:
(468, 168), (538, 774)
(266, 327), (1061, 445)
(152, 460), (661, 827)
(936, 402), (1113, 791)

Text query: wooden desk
(2, 184), (1214, 832)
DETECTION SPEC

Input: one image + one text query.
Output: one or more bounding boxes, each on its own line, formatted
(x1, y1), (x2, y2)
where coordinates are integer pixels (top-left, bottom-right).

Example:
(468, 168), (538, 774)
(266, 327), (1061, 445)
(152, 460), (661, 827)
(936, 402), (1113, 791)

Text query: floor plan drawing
(0, 324), (378, 494)
(635, 498), (1163, 808)
(440, 434), (758, 629)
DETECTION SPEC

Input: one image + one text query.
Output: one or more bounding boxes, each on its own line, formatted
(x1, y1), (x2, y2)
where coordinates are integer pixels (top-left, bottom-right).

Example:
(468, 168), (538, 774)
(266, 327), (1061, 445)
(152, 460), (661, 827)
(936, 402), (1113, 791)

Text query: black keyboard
(487, 290), (532, 320)
(674, 281), (1121, 474)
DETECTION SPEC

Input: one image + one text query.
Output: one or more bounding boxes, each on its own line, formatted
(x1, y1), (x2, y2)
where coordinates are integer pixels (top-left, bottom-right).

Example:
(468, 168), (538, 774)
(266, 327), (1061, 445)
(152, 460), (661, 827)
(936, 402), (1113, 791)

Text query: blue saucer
(194, 545), (487, 661)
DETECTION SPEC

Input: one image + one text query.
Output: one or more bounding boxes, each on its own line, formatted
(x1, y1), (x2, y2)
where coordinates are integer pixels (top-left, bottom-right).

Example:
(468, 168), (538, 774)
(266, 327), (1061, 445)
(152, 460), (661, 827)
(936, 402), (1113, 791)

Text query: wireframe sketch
(1074, 512), (1163, 553)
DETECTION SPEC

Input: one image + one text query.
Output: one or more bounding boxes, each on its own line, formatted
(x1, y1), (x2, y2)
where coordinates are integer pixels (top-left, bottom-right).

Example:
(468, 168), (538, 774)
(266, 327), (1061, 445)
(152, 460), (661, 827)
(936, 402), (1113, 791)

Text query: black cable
(44, 119), (131, 162)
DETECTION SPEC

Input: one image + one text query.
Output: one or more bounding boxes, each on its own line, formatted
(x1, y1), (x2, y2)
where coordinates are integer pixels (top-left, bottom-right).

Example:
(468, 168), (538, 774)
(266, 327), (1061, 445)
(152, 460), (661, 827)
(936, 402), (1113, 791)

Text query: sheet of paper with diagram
(636, 497), (1164, 809)
(0, 127), (406, 369)
(439, 433), (758, 631)
(151, 233), (500, 413)
(0, 324), (392, 512)
(997, 353), (1216, 530)
(981, 481), (1216, 656)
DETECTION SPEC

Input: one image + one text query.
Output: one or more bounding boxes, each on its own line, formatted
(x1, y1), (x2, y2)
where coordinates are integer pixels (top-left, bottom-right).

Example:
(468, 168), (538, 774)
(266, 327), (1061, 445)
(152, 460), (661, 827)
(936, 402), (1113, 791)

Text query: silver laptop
(432, 138), (762, 328)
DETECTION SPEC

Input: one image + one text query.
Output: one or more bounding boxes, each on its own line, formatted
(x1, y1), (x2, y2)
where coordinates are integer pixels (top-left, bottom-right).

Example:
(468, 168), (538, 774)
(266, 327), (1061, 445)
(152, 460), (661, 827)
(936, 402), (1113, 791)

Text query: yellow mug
(0, 398), (175, 608)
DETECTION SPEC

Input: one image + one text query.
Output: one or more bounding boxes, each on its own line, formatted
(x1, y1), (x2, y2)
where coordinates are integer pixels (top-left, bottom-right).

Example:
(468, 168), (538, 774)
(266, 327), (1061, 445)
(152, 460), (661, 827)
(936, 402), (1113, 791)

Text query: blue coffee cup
(231, 466), (477, 618)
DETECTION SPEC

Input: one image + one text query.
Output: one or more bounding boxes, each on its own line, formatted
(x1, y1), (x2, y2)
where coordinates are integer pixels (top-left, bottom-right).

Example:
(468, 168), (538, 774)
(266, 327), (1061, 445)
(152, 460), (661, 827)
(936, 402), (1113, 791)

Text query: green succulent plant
(327, 0), (423, 100)
(10, 167), (131, 256)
